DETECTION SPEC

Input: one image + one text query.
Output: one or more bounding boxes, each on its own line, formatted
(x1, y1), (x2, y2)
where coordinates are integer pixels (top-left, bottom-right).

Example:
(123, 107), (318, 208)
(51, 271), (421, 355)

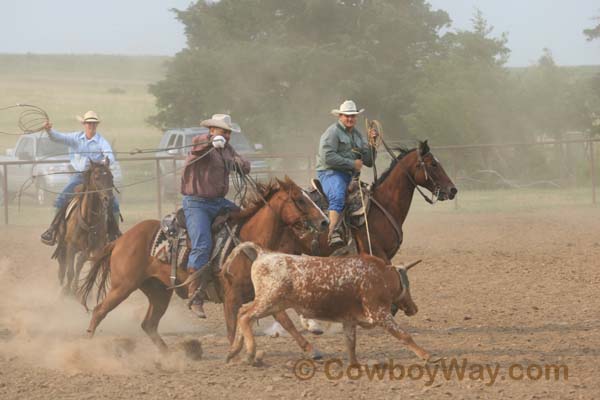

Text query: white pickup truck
(0, 132), (122, 206)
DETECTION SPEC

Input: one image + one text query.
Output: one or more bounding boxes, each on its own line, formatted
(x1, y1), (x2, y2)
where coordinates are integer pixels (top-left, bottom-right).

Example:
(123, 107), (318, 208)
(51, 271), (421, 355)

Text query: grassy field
(0, 54), (169, 153)
(4, 185), (599, 227)
(1, 54), (598, 226)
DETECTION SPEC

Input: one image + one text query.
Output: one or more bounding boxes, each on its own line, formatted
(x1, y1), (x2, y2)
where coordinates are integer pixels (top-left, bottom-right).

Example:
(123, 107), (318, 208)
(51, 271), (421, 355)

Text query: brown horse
(54, 159), (115, 296)
(78, 176), (328, 353)
(221, 140), (457, 340)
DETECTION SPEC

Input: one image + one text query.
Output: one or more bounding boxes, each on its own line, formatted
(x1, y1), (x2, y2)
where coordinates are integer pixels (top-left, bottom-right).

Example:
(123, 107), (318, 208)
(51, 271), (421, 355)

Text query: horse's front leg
(57, 246), (67, 286)
(72, 251), (88, 294)
(62, 246), (77, 297)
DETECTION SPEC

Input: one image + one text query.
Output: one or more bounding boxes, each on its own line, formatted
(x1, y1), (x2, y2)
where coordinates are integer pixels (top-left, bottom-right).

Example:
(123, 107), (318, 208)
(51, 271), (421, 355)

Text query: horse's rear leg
(139, 278), (173, 352)
(87, 285), (135, 338)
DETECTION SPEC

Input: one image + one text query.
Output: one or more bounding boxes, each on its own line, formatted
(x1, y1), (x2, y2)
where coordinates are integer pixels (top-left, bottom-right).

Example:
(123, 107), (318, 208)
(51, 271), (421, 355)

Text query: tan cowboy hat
(200, 114), (241, 133)
(331, 100), (364, 116)
(76, 110), (101, 123)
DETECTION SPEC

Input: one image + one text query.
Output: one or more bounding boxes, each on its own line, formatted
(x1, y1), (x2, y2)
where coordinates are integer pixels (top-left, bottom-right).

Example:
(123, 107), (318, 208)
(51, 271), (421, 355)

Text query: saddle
(307, 178), (370, 244)
(151, 208), (238, 303)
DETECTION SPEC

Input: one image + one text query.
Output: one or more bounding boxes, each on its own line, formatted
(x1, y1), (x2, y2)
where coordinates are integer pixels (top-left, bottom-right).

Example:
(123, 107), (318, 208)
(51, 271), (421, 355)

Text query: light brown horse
(54, 159), (115, 296)
(78, 176), (328, 353)
(221, 140), (457, 341)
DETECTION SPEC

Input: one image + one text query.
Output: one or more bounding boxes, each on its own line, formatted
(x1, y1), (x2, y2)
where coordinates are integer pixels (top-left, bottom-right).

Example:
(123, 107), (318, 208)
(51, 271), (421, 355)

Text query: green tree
(584, 15), (600, 41)
(404, 10), (515, 145)
(519, 49), (597, 140)
(149, 0), (450, 151)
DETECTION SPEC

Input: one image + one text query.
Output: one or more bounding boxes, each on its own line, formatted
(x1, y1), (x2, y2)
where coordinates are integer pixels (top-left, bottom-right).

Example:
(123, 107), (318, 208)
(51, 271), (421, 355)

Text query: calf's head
(392, 260), (421, 316)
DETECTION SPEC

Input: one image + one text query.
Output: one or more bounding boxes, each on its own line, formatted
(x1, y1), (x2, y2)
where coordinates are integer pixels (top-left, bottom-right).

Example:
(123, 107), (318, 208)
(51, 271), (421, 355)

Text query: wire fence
(2, 137), (599, 225)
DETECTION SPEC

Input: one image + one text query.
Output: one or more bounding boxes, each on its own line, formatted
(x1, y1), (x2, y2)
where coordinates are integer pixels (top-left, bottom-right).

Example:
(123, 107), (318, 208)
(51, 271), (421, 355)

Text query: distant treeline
(146, 0), (600, 153)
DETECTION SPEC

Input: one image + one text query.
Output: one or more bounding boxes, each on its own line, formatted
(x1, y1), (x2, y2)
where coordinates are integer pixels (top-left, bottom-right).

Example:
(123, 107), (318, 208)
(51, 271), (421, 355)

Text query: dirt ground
(0, 206), (599, 399)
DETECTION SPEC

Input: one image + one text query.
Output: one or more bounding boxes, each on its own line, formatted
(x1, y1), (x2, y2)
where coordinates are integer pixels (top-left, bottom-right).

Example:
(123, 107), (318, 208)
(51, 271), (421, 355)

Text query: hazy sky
(428, 0), (600, 66)
(0, 0), (598, 66)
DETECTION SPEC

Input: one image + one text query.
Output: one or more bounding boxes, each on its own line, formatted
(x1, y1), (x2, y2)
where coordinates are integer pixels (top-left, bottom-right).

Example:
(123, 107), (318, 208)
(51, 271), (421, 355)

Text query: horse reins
(361, 131), (443, 259)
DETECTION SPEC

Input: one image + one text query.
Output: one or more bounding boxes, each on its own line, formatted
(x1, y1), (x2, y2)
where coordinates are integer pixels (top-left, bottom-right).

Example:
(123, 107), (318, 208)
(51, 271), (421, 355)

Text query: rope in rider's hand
(0, 104), (50, 135)
(365, 117), (383, 182)
(365, 118), (383, 149)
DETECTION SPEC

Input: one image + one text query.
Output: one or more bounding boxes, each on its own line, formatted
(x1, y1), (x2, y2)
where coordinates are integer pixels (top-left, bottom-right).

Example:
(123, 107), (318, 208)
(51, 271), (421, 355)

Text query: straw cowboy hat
(331, 100), (364, 116)
(76, 110), (101, 123)
(200, 114), (241, 133)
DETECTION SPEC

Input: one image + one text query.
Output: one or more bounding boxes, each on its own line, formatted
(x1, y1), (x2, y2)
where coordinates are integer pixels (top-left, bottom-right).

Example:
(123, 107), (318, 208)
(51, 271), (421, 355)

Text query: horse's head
(85, 157), (115, 208)
(273, 176), (329, 238)
(411, 140), (457, 201)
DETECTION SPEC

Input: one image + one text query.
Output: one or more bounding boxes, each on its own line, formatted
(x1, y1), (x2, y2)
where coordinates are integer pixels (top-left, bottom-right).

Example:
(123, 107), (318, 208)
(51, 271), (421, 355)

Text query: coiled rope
(0, 104), (49, 135)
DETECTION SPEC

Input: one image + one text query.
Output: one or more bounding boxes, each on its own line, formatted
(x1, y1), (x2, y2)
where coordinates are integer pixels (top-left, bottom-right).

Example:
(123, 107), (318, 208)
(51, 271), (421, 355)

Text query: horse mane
(234, 180), (281, 220)
(373, 147), (416, 188)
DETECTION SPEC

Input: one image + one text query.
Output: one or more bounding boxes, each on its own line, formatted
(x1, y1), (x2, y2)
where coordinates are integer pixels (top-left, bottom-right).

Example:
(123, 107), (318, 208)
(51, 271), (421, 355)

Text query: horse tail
(222, 242), (263, 282)
(78, 242), (115, 311)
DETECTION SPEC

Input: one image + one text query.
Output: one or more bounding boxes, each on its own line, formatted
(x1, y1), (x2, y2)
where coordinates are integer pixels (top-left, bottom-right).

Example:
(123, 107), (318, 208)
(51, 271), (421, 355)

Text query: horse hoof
(181, 339), (202, 361)
(311, 349), (323, 360)
(305, 319), (324, 335)
(426, 355), (443, 364)
(254, 350), (265, 365)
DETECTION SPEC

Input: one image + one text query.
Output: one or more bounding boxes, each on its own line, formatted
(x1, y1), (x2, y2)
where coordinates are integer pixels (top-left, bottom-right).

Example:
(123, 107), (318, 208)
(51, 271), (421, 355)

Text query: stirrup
(41, 229), (56, 246)
(188, 296), (207, 318)
(328, 232), (344, 248)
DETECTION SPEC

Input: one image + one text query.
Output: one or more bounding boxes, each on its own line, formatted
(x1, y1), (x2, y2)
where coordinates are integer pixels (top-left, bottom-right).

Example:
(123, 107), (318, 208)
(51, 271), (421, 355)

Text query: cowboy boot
(41, 207), (62, 246)
(186, 266), (212, 318)
(327, 210), (344, 248)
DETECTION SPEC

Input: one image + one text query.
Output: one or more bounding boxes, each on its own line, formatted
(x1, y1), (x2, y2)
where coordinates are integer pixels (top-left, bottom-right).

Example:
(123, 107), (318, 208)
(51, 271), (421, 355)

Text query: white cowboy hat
(76, 110), (101, 123)
(200, 114), (241, 133)
(331, 100), (364, 116)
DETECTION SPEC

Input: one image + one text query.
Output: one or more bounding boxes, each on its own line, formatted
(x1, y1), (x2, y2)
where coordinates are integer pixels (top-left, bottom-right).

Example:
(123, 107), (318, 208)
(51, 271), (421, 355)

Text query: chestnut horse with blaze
(78, 176), (328, 352)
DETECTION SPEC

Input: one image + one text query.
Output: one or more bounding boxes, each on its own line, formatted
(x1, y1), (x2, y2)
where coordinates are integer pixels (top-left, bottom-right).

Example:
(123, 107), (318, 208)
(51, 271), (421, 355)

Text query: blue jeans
(317, 170), (352, 212)
(183, 195), (238, 270)
(55, 173), (120, 213)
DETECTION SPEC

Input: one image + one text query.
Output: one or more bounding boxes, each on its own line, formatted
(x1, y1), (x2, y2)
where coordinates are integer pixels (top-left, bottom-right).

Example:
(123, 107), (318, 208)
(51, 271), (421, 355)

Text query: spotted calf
(224, 242), (435, 365)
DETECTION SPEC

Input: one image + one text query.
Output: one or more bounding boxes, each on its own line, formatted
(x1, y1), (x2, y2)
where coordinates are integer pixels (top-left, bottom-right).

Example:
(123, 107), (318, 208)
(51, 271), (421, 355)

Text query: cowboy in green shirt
(316, 100), (378, 246)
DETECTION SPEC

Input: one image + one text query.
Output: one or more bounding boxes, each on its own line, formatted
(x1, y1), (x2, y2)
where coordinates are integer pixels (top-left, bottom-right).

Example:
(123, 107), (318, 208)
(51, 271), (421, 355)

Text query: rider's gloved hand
(211, 135), (226, 149)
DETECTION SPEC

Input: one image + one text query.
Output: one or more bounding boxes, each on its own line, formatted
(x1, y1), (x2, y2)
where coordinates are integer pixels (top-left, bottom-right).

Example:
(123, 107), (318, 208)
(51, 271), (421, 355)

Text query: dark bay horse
(315, 140), (457, 262)
(54, 159), (115, 296)
(78, 176), (328, 353)
(222, 140), (457, 339)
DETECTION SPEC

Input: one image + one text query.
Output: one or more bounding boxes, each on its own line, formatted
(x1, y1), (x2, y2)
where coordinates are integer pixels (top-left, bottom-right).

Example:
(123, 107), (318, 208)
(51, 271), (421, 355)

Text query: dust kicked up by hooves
(0, 255), (204, 375)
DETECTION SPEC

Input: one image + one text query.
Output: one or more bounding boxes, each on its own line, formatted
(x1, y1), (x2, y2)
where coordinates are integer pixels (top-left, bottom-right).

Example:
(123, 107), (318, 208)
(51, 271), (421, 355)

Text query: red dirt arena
(0, 205), (598, 399)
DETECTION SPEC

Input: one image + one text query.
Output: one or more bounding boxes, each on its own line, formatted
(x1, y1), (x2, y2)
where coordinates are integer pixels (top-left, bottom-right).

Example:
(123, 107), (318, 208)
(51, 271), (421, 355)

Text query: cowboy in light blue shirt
(40, 110), (120, 245)
(48, 127), (116, 172)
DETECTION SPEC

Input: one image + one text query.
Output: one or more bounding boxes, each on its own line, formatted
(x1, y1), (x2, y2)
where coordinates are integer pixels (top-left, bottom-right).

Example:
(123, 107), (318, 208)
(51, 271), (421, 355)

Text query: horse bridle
(279, 189), (324, 238)
(381, 140), (441, 205)
(77, 166), (114, 240)
(414, 151), (441, 205)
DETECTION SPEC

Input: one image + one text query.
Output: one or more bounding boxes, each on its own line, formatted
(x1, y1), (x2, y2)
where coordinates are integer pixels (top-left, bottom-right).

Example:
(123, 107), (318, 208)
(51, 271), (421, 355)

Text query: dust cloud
(0, 252), (205, 375)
